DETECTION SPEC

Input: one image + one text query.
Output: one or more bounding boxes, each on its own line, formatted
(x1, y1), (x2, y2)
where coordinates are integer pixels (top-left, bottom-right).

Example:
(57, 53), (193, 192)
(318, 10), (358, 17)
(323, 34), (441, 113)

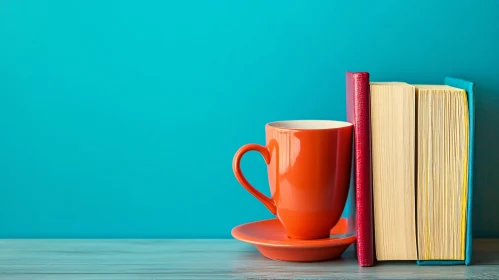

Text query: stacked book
(346, 72), (475, 267)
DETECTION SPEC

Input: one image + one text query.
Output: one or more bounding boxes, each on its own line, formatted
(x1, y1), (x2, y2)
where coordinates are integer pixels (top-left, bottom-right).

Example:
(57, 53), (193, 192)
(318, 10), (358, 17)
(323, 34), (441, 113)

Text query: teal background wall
(1, 0), (498, 238)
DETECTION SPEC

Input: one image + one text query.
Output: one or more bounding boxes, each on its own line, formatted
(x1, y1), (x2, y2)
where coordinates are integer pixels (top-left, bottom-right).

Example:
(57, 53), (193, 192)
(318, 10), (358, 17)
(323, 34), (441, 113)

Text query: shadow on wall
(473, 83), (499, 238)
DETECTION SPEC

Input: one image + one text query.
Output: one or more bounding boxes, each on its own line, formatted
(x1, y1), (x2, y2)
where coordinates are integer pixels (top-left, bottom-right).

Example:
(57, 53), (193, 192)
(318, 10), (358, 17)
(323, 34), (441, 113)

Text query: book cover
(346, 71), (374, 267)
(417, 76), (475, 266)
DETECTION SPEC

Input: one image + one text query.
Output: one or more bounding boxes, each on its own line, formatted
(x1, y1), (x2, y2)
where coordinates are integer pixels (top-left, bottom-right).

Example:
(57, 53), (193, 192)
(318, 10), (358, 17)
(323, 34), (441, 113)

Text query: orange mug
(233, 120), (353, 240)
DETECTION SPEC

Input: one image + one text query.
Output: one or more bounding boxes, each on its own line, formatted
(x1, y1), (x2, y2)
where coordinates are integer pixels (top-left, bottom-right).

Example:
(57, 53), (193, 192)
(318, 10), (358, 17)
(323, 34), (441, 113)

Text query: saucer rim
(231, 218), (357, 249)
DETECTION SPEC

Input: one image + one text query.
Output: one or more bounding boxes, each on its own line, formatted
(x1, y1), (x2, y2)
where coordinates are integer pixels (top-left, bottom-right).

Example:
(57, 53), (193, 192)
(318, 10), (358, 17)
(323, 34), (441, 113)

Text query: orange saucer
(231, 218), (356, 262)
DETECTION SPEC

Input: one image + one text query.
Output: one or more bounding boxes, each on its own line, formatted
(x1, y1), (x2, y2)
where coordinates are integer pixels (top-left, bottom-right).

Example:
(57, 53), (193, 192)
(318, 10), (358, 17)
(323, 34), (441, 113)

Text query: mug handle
(233, 144), (277, 215)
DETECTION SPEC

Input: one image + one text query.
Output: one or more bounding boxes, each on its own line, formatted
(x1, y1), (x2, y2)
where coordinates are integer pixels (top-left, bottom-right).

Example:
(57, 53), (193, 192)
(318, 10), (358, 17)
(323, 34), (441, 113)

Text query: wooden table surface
(0, 239), (498, 279)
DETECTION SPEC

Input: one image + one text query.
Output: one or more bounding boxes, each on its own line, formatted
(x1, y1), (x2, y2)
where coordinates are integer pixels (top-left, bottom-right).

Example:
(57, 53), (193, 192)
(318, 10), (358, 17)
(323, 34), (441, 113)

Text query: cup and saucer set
(231, 120), (356, 262)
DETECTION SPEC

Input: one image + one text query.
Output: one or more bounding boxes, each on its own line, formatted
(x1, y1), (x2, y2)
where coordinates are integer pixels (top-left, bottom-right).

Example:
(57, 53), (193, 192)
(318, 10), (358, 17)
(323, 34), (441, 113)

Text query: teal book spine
(417, 76), (475, 266)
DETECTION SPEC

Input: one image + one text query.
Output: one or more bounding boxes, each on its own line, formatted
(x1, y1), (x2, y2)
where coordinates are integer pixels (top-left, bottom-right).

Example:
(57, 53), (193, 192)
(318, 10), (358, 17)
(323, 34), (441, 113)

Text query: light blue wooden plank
(0, 239), (497, 279)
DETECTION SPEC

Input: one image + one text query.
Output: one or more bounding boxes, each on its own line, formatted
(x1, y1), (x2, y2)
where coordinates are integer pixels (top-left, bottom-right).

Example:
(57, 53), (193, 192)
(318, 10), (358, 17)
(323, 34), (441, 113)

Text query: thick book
(368, 76), (474, 265)
(370, 82), (418, 261)
(416, 76), (475, 266)
(345, 71), (374, 267)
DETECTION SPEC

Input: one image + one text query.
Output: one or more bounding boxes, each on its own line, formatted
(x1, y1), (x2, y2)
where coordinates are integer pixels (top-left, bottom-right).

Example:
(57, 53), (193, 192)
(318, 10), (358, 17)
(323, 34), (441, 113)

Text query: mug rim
(266, 120), (353, 131)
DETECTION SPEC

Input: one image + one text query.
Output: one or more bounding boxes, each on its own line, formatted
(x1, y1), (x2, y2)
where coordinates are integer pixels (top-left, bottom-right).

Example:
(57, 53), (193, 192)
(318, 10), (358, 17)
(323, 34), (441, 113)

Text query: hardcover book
(368, 76), (475, 265)
(345, 71), (374, 267)
(370, 82), (418, 261)
(416, 77), (475, 266)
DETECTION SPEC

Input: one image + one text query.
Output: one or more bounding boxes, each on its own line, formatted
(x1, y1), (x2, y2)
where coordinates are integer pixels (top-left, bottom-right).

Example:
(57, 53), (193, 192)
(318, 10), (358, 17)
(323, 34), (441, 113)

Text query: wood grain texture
(0, 239), (498, 279)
